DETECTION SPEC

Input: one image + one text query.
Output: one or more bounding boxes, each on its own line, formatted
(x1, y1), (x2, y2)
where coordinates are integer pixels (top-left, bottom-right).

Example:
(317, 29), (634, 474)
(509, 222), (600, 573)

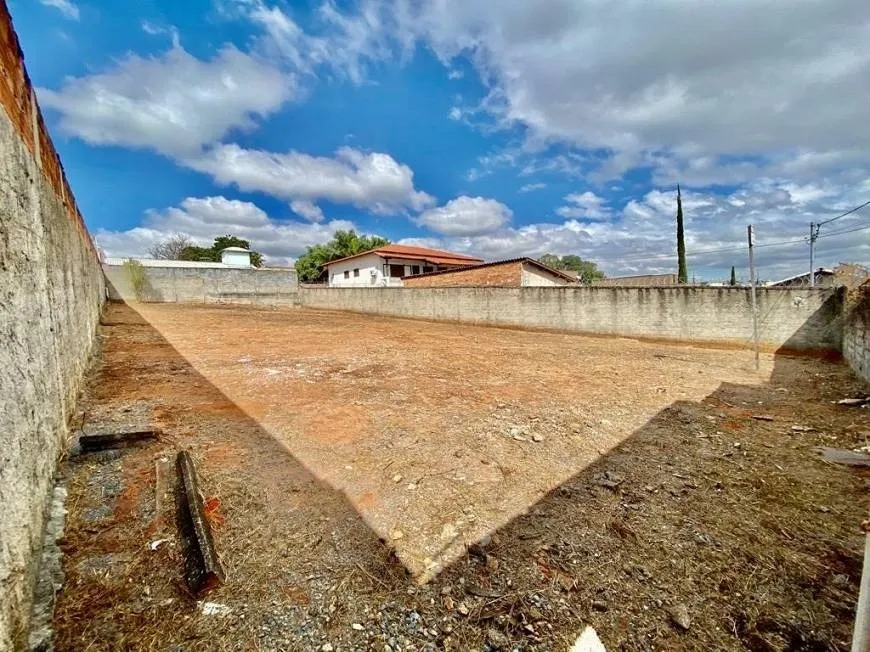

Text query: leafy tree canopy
(538, 253), (605, 284)
(295, 230), (390, 282)
(169, 234), (264, 267)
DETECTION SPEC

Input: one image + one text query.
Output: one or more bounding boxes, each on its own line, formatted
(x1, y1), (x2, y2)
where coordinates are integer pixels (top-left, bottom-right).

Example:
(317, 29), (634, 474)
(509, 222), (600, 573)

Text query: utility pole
(809, 222), (819, 287)
(748, 225), (760, 371)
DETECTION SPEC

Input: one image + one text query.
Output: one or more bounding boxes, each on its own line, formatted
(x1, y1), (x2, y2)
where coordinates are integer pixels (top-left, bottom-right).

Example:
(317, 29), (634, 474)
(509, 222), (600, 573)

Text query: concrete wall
(103, 263), (298, 306)
(843, 287), (870, 383)
(595, 273), (679, 287)
(298, 286), (843, 352)
(0, 3), (105, 647)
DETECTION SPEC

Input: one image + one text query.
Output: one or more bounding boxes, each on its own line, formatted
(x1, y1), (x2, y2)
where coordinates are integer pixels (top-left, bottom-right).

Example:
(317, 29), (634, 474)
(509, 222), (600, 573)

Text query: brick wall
(0, 3), (105, 647)
(403, 261), (522, 287)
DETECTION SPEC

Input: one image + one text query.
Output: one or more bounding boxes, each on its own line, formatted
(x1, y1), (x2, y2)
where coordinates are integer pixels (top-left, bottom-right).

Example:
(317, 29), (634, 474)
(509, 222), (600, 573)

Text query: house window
(389, 264), (405, 278)
(344, 270), (350, 279)
(410, 265), (420, 275)
(423, 266), (433, 273)
(353, 269), (360, 277)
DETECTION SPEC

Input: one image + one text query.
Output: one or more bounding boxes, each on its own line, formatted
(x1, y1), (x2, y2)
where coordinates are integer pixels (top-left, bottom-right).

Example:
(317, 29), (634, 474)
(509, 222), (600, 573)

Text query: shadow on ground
(54, 301), (867, 651)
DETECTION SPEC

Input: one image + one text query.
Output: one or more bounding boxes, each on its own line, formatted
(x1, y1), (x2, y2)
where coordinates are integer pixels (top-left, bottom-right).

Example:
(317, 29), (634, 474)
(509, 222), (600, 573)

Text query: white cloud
(519, 183), (546, 193)
(94, 195), (356, 263)
(39, 0), (79, 20)
(415, 196), (512, 236)
(290, 199), (325, 222)
(556, 191), (611, 220)
(403, 180), (870, 281)
(188, 143), (434, 214)
(389, 0), (870, 183)
(38, 44), (293, 156)
(448, 106), (463, 121)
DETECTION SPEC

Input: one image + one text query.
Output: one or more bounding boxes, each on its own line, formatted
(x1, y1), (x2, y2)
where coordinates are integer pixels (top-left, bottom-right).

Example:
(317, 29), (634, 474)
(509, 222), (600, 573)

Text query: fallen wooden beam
(79, 430), (157, 452)
(176, 450), (226, 595)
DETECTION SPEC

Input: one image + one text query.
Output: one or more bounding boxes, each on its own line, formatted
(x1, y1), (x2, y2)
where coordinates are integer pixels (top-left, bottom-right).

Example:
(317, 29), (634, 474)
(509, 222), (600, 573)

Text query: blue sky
(13, 0), (870, 279)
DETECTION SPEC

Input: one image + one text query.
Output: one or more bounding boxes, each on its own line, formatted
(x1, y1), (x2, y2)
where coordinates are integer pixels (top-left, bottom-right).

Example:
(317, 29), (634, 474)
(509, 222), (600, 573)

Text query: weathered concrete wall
(103, 264), (299, 306)
(0, 3), (105, 647)
(594, 273), (679, 287)
(299, 286), (843, 352)
(843, 287), (870, 383)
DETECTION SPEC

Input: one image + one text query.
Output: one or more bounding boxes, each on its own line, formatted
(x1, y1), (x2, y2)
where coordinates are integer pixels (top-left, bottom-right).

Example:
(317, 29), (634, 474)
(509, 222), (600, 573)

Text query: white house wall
(328, 255), (447, 287)
(521, 264), (570, 287)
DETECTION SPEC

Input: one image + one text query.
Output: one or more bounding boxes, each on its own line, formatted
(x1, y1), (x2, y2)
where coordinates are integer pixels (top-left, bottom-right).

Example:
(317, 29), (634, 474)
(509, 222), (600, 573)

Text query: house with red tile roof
(323, 245), (483, 287)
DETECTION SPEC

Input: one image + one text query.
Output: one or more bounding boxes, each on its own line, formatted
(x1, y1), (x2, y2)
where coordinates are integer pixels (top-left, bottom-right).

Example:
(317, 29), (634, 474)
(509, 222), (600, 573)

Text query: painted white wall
(521, 263), (570, 286)
(327, 255), (443, 287)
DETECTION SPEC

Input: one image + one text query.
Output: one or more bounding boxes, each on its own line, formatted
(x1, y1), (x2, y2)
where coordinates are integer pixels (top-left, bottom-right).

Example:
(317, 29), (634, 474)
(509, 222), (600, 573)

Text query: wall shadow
(53, 301), (402, 650)
(55, 299), (867, 651)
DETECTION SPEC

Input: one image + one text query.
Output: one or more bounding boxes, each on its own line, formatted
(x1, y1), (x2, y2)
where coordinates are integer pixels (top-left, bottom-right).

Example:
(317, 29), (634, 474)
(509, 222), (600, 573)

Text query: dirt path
(54, 302), (867, 650)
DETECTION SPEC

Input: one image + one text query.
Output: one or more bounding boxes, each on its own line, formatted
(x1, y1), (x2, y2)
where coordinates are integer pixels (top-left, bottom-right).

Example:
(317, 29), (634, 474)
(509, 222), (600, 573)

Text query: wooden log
(79, 430), (157, 452)
(176, 451), (225, 595)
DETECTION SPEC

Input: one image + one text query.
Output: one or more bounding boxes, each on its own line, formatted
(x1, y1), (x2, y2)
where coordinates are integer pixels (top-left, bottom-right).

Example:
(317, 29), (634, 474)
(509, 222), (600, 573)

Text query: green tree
(730, 266), (737, 286)
(676, 185), (688, 284)
(538, 253), (605, 284)
(295, 230), (390, 282)
(176, 235), (264, 266)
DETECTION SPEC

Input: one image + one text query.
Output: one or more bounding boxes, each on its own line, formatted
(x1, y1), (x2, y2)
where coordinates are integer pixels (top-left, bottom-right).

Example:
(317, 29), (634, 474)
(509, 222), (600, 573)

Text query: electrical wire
(816, 199), (870, 226)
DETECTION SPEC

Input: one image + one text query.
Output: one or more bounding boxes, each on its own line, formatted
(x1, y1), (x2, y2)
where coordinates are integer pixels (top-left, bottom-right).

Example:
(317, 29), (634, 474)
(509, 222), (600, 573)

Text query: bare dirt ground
(54, 301), (867, 651)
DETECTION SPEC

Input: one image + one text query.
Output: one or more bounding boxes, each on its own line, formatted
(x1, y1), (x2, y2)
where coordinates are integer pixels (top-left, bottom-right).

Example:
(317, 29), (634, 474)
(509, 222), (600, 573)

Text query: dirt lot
(54, 302), (867, 651)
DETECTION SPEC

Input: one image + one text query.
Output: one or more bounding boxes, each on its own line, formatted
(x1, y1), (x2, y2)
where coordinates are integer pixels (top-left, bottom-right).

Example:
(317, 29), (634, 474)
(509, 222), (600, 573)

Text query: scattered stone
(391, 529), (404, 540)
(485, 555), (500, 572)
(819, 506), (830, 513)
(486, 627), (509, 648)
(351, 622), (364, 631)
(591, 600), (608, 612)
(668, 603), (691, 630)
(791, 425), (815, 433)
(321, 644), (334, 652)
(200, 602), (231, 616)
(569, 626), (607, 652)
(751, 415), (774, 422)
(457, 603), (470, 616)
(392, 474), (403, 483)
(532, 433), (544, 442)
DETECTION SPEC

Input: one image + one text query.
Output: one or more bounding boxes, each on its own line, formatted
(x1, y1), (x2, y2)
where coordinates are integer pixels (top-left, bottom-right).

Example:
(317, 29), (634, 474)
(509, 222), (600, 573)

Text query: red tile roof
(323, 245), (483, 268)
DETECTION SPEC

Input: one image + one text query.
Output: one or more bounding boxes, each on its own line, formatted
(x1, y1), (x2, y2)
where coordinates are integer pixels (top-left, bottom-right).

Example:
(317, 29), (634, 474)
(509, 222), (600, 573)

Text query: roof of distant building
(323, 244), (483, 268)
(768, 267), (835, 286)
(401, 257), (579, 282)
(220, 246), (250, 253)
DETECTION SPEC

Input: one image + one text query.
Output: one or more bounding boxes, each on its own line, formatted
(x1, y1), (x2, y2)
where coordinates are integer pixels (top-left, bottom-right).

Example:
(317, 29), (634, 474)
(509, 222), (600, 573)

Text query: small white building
(220, 247), (253, 267)
(323, 245), (483, 287)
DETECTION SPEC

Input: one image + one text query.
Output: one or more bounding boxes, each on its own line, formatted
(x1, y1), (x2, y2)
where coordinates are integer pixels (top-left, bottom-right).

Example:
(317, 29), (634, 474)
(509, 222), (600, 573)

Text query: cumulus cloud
(39, 0), (79, 20)
(94, 196), (356, 263)
(556, 192), (611, 220)
(38, 45), (293, 156)
(290, 200), (325, 222)
(415, 196), (512, 236)
(389, 0), (870, 183)
(403, 181), (870, 281)
(187, 144), (434, 214)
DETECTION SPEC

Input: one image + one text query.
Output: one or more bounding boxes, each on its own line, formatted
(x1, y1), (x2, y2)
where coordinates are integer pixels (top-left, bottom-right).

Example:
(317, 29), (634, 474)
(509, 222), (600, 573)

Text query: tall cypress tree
(676, 184), (688, 284)
(730, 266), (737, 286)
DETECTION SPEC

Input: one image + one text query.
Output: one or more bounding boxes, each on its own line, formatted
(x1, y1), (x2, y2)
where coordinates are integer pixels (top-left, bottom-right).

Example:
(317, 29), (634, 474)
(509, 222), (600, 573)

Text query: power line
(816, 199), (870, 226)
(816, 222), (870, 239)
